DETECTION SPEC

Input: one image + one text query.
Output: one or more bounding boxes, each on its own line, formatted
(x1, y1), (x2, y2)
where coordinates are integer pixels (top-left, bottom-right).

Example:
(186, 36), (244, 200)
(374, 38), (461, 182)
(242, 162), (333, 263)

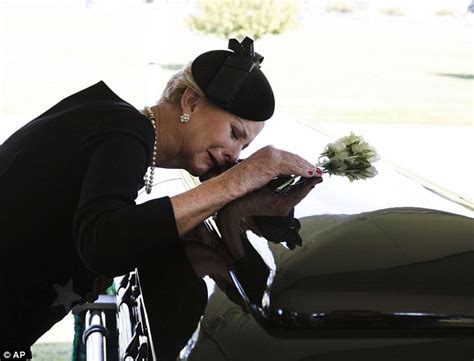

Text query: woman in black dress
(0, 37), (321, 359)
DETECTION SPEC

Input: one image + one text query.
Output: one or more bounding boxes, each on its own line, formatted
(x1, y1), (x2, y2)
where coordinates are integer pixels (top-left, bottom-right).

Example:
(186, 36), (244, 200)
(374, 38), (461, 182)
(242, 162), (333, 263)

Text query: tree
(187, 0), (299, 40)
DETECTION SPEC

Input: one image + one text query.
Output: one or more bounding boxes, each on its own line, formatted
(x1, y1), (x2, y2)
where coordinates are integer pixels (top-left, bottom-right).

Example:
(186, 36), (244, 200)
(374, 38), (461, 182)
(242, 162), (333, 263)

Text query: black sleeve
(73, 133), (180, 278)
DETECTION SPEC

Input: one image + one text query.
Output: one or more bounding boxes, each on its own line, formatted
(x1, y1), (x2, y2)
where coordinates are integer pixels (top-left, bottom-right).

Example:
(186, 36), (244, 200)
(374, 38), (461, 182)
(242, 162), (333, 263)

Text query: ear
(180, 87), (201, 114)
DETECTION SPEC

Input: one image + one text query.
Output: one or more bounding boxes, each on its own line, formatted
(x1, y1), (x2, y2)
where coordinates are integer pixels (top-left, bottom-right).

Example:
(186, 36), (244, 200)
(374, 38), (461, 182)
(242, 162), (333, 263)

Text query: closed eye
(231, 122), (251, 150)
(230, 127), (238, 140)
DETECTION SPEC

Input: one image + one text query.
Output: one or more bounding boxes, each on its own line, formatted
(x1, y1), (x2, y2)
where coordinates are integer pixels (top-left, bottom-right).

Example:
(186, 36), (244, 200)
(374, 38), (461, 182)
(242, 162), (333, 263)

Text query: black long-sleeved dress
(0, 81), (182, 347)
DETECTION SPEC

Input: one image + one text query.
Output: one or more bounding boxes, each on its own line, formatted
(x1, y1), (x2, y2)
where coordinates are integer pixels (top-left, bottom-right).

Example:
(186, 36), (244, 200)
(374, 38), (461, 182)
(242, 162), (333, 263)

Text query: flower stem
(275, 178), (295, 193)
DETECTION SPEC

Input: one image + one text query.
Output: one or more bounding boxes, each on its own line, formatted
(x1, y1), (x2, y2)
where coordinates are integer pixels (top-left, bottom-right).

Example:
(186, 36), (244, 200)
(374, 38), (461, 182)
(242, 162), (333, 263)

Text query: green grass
(1, 8), (472, 126)
(31, 343), (71, 361)
(261, 20), (473, 126)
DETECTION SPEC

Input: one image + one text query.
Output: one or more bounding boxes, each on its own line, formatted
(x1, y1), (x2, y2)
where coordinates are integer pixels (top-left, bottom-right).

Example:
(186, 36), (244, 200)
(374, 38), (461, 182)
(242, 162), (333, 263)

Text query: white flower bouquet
(275, 132), (380, 194)
(318, 132), (380, 182)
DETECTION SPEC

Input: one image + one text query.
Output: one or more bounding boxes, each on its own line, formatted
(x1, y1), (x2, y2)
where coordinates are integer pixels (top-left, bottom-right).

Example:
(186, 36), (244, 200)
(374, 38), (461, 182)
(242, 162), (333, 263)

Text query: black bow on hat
(227, 37), (264, 67)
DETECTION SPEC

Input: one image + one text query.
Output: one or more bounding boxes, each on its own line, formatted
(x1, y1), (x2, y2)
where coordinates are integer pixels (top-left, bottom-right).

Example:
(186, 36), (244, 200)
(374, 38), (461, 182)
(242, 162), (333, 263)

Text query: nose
(224, 143), (242, 163)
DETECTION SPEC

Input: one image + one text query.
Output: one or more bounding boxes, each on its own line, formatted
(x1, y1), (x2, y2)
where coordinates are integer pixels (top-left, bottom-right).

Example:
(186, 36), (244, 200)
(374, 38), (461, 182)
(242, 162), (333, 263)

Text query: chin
(184, 157), (212, 177)
(187, 169), (201, 177)
(185, 165), (207, 178)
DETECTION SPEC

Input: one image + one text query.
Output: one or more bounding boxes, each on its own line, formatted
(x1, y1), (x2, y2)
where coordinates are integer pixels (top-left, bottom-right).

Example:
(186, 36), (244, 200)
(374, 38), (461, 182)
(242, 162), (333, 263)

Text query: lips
(207, 151), (219, 168)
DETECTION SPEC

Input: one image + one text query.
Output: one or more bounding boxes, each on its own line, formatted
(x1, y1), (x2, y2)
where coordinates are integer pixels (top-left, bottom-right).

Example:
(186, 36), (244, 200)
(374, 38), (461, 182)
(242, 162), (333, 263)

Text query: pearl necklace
(143, 106), (158, 194)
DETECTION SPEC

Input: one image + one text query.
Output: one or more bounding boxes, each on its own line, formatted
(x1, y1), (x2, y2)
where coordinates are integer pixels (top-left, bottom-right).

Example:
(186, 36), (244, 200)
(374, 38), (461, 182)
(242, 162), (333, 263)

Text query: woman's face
(178, 95), (264, 176)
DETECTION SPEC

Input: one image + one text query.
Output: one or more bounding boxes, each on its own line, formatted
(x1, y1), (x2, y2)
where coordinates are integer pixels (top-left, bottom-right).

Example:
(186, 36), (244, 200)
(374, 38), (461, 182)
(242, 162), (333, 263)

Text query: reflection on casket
(187, 208), (474, 361)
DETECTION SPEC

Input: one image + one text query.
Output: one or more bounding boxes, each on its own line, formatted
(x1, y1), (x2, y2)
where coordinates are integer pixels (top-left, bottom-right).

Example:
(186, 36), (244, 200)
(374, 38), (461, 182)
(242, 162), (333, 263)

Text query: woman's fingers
(223, 176), (321, 220)
(275, 148), (320, 178)
(284, 176), (322, 202)
(225, 146), (321, 195)
(255, 146), (317, 177)
(269, 188), (313, 217)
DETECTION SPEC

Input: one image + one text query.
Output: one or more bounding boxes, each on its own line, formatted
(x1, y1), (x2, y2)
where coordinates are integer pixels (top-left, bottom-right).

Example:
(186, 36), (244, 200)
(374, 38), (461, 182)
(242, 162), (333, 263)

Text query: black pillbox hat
(191, 37), (275, 121)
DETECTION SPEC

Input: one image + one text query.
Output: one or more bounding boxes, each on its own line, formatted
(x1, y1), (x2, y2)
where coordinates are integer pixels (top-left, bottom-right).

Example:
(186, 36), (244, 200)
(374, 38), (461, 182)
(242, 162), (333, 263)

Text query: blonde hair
(159, 62), (205, 106)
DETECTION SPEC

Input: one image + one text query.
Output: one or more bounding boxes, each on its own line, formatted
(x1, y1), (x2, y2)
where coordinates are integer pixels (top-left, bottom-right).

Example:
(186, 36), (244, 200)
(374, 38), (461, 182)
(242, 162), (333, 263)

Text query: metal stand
(72, 294), (117, 361)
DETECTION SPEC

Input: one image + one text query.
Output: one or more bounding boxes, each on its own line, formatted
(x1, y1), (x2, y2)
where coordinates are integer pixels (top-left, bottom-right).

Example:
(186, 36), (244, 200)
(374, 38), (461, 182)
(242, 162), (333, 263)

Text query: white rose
(351, 142), (369, 154)
(328, 142), (347, 154)
(362, 165), (378, 178)
(367, 146), (381, 162)
(341, 132), (363, 146)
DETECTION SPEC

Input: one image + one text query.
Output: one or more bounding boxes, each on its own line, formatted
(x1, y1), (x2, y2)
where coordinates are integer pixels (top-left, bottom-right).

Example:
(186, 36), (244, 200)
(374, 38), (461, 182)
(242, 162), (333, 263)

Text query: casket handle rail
(228, 269), (474, 339)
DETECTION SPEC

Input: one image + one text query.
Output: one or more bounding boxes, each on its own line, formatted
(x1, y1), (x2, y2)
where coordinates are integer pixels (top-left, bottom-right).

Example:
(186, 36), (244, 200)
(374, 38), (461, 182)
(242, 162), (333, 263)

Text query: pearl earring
(180, 113), (191, 123)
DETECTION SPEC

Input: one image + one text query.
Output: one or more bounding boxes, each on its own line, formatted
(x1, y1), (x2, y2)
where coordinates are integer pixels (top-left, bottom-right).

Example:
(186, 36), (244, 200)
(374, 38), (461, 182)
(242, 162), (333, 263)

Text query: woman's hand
(171, 146), (320, 238)
(216, 176), (322, 260)
(220, 146), (321, 196)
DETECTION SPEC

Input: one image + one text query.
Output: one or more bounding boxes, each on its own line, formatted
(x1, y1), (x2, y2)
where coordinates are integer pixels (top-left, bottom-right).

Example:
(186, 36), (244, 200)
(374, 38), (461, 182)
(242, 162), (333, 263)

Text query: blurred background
(0, 0), (472, 359)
